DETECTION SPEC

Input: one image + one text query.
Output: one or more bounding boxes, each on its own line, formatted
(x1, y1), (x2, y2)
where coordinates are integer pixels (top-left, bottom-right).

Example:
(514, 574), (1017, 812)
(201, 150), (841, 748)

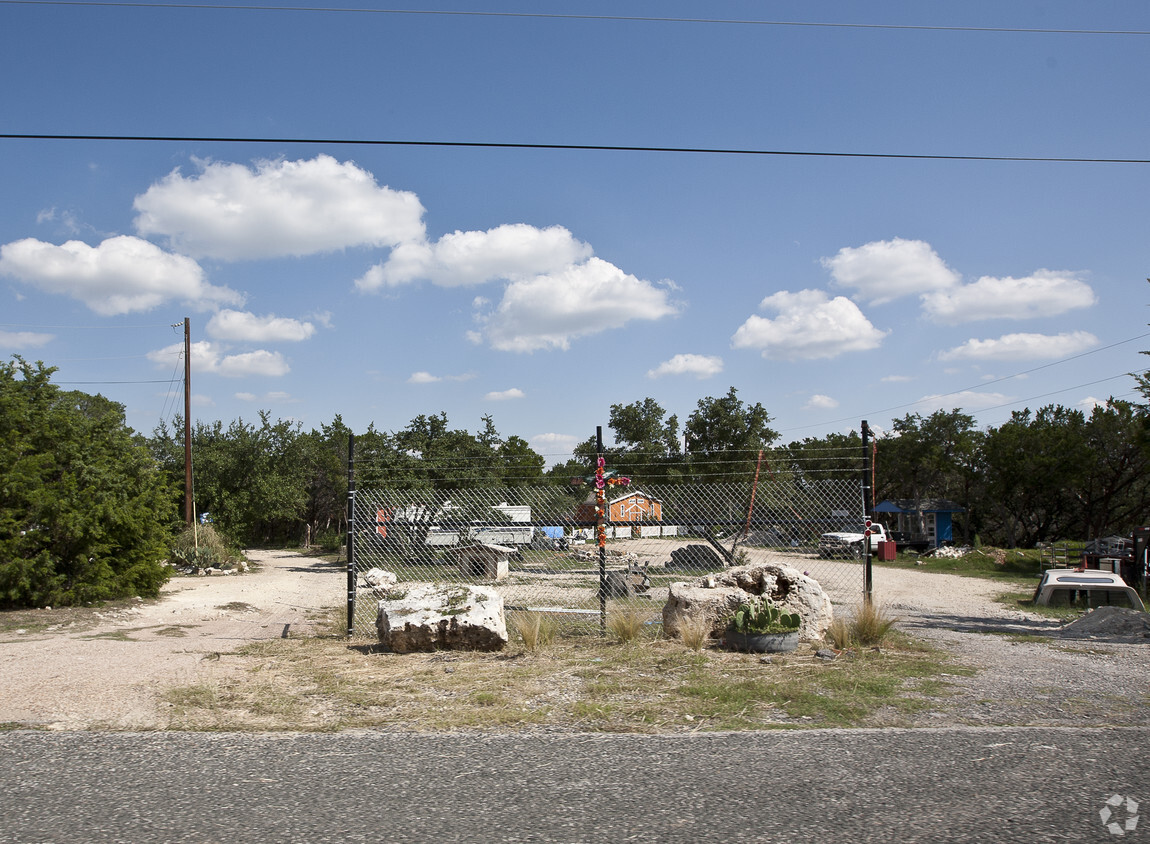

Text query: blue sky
(1, 0), (1147, 464)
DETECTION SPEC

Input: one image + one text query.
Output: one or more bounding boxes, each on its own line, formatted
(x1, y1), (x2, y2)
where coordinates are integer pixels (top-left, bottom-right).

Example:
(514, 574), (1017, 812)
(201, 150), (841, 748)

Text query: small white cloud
(477, 258), (679, 352)
(408, 371), (475, 384)
(357, 223), (592, 290)
(206, 309), (316, 343)
(647, 353), (723, 379)
(1078, 396), (1107, 411)
(0, 329), (53, 349)
(938, 330), (1098, 361)
(882, 374), (913, 383)
(731, 289), (887, 360)
(0, 236), (242, 316)
(235, 392), (257, 401)
(915, 390), (1012, 412)
(922, 270), (1096, 323)
(822, 238), (960, 304)
(804, 394), (839, 410)
(531, 432), (583, 465)
(134, 154), (426, 260)
(484, 388), (525, 401)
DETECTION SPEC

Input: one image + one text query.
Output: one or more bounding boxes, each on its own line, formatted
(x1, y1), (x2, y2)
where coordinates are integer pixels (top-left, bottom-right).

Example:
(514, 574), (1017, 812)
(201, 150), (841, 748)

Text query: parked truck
(817, 521), (889, 558)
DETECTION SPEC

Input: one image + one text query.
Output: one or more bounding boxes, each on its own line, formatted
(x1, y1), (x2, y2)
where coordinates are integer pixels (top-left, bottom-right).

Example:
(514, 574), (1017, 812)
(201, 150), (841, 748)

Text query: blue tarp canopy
(874, 499), (964, 514)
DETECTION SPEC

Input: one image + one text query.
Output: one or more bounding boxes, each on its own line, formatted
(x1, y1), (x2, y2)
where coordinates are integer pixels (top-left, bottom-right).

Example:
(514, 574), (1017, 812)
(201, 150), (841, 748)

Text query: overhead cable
(3, 1), (1149, 37)
(1, 133), (1147, 165)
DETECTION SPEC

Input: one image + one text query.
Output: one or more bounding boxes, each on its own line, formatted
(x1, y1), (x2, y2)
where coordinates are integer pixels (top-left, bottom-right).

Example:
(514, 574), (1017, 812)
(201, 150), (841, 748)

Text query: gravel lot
(0, 548), (1146, 730)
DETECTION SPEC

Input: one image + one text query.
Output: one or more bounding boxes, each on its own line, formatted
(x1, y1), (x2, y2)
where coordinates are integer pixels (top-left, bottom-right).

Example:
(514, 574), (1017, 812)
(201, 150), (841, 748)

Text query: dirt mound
(1059, 606), (1150, 640)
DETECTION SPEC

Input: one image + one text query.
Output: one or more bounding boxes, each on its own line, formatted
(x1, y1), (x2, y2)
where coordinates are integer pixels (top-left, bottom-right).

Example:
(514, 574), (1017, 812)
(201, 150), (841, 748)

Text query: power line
(3, 1), (1149, 37)
(54, 378), (178, 384)
(1, 133), (1146, 165)
(781, 331), (1150, 433)
(0, 321), (174, 328)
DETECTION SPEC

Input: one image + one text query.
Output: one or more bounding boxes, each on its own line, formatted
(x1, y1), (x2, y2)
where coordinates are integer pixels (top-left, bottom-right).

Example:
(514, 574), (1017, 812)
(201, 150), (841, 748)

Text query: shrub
(170, 524), (240, 570)
(0, 358), (174, 607)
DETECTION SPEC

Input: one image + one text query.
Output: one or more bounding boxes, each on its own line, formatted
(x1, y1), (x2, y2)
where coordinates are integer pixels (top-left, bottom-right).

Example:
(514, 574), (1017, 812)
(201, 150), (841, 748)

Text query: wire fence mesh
(348, 475), (872, 638)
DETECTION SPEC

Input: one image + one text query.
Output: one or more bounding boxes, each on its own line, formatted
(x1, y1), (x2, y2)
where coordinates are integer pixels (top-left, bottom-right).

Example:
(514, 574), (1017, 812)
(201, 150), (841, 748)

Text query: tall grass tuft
(826, 616), (853, 650)
(677, 613), (711, 651)
(851, 601), (898, 646)
(825, 603), (898, 648)
(510, 611), (557, 653)
(606, 606), (648, 644)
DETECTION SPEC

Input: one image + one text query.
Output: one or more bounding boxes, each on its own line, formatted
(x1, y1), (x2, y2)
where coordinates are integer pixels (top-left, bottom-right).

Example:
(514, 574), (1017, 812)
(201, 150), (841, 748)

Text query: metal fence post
(861, 420), (872, 604)
(596, 426), (607, 633)
(346, 432), (356, 637)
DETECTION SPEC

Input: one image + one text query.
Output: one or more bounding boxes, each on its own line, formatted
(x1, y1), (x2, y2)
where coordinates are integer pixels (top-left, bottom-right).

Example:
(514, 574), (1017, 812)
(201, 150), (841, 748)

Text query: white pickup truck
(817, 522), (888, 558)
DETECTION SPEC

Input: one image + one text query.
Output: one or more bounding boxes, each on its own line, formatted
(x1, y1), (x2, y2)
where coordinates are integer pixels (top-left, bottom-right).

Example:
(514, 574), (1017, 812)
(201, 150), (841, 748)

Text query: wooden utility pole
(183, 317), (193, 527)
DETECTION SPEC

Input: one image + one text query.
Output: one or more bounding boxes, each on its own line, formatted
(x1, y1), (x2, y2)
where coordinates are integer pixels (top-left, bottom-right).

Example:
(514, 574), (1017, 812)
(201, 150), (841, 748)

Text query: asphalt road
(1, 727), (1146, 843)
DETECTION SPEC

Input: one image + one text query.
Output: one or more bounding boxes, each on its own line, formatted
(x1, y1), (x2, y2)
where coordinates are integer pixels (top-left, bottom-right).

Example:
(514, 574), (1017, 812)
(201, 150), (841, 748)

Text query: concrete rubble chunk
(662, 560), (833, 643)
(376, 583), (508, 653)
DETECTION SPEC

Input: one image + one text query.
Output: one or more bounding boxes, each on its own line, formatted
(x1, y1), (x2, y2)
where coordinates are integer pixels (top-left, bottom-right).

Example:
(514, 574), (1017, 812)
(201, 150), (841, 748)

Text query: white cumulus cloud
(647, 353), (724, 379)
(357, 223), (592, 290)
(731, 289), (887, 360)
(922, 270), (1096, 323)
(206, 309), (316, 343)
(0, 235), (241, 315)
(476, 258), (679, 352)
(822, 238), (960, 304)
(939, 330), (1098, 361)
(148, 341), (289, 377)
(0, 330), (54, 350)
(484, 388), (525, 401)
(133, 154), (426, 260)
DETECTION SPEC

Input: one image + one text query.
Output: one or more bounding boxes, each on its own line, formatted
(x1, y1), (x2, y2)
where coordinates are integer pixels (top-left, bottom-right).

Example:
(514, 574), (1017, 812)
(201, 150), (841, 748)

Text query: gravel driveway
(0, 549), (1146, 730)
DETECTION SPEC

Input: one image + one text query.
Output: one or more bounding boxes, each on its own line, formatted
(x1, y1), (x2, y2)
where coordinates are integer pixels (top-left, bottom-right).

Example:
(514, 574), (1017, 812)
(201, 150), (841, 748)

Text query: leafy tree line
(5, 355), (1149, 608)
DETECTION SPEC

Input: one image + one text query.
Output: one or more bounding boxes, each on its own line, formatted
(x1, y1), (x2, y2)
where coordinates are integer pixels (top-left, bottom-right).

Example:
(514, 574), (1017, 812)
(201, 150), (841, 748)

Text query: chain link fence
(347, 476), (871, 638)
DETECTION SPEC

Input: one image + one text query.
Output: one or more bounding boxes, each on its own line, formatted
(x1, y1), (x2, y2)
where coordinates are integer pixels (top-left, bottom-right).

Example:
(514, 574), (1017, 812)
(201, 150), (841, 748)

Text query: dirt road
(0, 550), (343, 730)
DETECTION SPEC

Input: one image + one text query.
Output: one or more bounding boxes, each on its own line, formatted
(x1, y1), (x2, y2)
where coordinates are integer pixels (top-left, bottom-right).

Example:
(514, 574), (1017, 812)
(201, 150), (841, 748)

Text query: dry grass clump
(606, 606), (651, 644)
(853, 600), (898, 646)
(828, 602), (899, 648)
(677, 613), (711, 651)
(509, 611), (558, 652)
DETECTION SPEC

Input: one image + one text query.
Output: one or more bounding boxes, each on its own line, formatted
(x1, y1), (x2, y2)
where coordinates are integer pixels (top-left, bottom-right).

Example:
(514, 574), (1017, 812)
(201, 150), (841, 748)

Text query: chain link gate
(345, 473), (871, 639)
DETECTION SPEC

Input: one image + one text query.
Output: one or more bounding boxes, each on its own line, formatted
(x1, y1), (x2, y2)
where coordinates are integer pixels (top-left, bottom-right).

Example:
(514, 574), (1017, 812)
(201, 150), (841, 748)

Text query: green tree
(684, 387), (778, 481)
(980, 405), (1090, 546)
(606, 397), (683, 483)
(875, 410), (982, 541)
(153, 412), (310, 546)
(0, 358), (174, 607)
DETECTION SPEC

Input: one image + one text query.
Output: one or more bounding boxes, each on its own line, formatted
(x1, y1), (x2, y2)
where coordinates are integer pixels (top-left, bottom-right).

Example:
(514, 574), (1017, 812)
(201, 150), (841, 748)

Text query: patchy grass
(159, 608), (967, 733)
(880, 547), (1045, 587)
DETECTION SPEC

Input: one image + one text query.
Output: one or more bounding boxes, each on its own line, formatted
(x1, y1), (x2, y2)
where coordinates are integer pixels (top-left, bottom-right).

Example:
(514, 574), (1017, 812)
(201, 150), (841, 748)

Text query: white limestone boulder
(362, 568), (398, 589)
(662, 561), (833, 643)
(376, 583), (508, 653)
